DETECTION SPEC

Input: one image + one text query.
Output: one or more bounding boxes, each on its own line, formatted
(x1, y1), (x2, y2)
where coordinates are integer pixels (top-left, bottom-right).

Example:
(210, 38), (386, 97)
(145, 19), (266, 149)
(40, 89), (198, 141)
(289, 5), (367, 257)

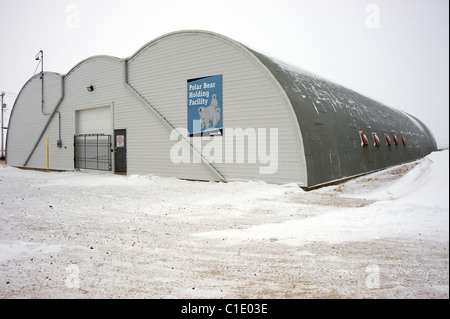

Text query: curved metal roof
(8, 30), (437, 187)
(246, 47), (437, 186)
(65, 55), (123, 78)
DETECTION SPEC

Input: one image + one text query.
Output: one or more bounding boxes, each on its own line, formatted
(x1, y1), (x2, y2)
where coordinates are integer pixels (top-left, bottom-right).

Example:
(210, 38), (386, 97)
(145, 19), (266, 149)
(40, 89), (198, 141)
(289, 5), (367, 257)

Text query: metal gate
(74, 134), (112, 171)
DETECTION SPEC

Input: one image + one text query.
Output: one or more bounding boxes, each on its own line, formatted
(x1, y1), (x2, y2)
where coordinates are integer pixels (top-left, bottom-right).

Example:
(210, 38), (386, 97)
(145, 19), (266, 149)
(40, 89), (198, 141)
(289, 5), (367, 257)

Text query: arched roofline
(65, 55), (123, 78)
(11, 55), (122, 104)
(126, 29), (308, 184)
(8, 30), (309, 181)
(14, 71), (62, 99)
(128, 30), (228, 61)
(5, 71), (63, 163)
(9, 71), (62, 118)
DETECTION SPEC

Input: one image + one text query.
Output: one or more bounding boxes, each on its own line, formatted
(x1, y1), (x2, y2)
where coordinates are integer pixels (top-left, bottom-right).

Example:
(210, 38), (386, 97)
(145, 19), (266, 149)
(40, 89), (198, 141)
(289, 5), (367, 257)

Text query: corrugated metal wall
(7, 31), (307, 185)
(56, 57), (130, 171)
(252, 52), (438, 187)
(127, 31), (307, 184)
(6, 30), (437, 187)
(6, 72), (63, 169)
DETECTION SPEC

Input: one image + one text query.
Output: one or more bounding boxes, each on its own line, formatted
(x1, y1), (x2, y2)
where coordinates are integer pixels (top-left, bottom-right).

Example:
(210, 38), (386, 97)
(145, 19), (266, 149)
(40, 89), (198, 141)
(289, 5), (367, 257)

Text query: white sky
(1, 0), (448, 145)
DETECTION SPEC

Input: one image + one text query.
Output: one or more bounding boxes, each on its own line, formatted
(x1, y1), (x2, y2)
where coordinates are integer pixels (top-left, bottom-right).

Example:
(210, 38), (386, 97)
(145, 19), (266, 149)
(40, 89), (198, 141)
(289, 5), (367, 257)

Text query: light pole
(35, 50), (44, 114)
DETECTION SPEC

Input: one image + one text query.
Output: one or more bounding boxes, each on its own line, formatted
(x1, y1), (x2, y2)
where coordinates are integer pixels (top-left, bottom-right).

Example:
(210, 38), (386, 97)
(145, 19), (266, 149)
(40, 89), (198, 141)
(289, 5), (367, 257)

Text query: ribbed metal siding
(6, 72), (63, 168)
(54, 57), (126, 170)
(7, 32), (308, 185)
(252, 52), (437, 187)
(128, 32), (306, 184)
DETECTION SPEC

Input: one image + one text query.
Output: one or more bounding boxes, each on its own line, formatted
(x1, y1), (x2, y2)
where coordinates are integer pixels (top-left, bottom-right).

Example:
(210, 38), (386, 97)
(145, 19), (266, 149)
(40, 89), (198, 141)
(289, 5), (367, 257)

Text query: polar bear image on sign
(198, 94), (220, 129)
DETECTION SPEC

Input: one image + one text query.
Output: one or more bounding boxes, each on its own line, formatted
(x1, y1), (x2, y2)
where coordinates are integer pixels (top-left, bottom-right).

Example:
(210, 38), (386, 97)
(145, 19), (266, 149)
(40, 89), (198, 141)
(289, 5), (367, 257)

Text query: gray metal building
(6, 30), (437, 188)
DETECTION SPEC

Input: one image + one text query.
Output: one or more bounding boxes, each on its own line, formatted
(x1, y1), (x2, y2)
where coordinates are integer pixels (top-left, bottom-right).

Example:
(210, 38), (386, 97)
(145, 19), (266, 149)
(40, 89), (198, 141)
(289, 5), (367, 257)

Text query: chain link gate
(74, 134), (112, 171)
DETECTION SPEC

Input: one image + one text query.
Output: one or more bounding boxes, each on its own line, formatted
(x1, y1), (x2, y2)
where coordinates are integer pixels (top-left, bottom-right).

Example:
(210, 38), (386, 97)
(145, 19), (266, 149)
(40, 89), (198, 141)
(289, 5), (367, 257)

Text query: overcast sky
(1, 0), (448, 146)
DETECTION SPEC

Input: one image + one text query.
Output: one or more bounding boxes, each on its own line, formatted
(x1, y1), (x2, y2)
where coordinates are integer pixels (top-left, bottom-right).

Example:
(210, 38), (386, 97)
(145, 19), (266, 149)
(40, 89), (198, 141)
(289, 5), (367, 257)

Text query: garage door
(76, 106), (111, 135)
(74, 106), (112, 171)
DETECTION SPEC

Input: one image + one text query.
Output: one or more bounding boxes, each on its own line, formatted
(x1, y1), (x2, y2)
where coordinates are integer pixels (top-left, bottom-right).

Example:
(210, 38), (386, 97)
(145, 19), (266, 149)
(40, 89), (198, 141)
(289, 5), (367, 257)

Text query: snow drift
(0, 151), (448, 298)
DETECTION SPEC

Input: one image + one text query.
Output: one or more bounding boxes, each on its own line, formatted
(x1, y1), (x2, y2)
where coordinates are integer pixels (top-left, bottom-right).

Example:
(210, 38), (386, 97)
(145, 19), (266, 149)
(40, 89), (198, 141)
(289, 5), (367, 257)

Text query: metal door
(114, 129), (127, 173)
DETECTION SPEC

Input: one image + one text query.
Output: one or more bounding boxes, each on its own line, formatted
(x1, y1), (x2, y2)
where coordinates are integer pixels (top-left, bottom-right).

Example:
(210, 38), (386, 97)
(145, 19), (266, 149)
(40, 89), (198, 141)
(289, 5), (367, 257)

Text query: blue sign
(187, 74), (223, 137)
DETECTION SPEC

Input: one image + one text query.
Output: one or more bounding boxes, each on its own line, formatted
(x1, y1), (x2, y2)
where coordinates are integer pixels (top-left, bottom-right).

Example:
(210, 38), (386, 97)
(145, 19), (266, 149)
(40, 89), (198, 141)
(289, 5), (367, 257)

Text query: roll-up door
(76, 106), (111, 135)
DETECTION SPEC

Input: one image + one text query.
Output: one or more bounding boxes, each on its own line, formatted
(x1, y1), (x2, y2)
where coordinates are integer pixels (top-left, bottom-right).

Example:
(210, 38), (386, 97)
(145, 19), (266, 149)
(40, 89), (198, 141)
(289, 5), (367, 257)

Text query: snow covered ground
(0, 150), (448, 299)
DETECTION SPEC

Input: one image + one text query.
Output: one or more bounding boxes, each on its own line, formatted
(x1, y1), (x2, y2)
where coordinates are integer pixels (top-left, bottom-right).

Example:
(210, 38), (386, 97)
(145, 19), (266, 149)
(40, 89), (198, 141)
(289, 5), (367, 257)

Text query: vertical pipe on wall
(36, 51), (62, 148)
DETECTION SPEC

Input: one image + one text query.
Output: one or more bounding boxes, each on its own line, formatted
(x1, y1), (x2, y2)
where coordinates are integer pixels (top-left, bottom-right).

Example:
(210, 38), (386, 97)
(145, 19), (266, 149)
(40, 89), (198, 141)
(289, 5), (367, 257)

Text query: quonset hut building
(6, 30), (437, 188)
